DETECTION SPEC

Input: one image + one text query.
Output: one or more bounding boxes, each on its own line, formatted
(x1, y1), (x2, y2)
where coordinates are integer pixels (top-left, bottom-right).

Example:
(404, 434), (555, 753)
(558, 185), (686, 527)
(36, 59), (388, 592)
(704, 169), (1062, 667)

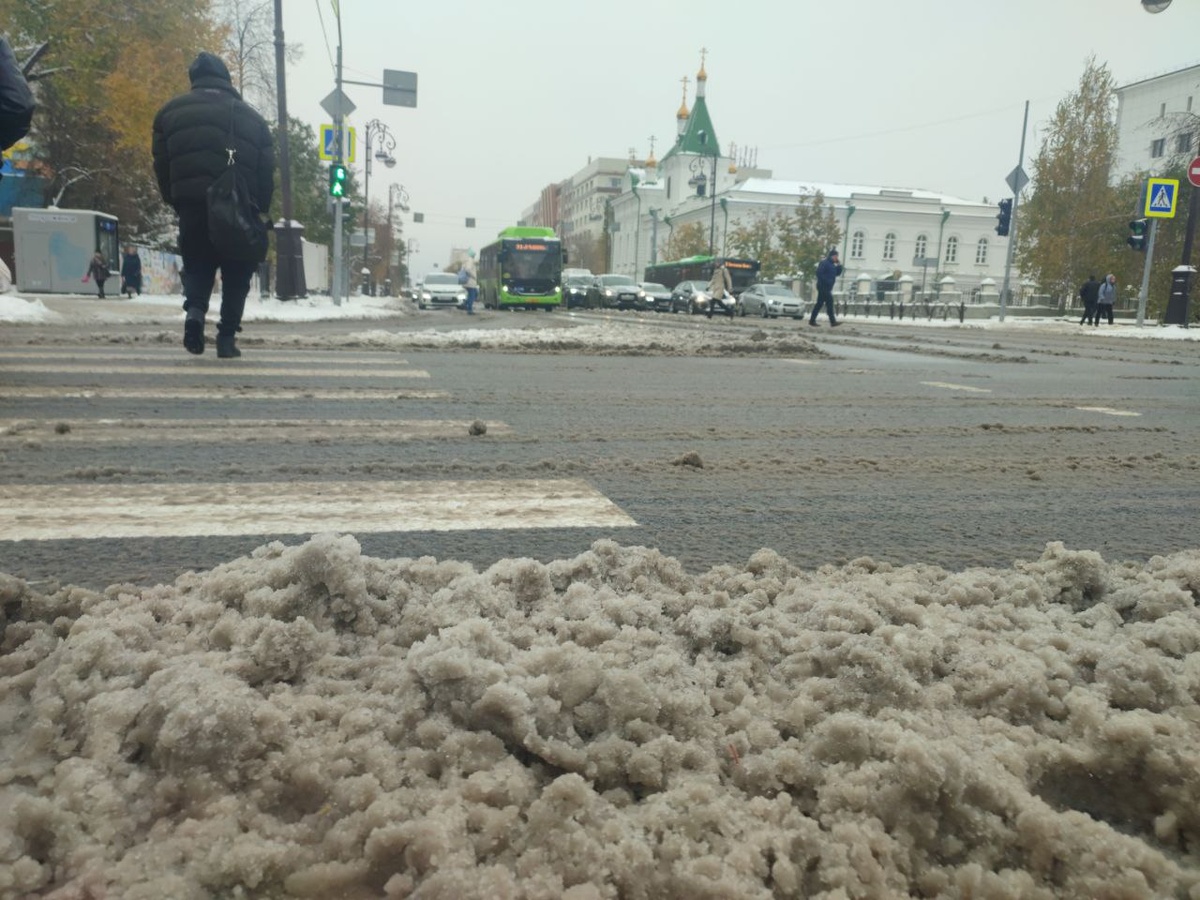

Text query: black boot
(216, 334), (241, 358)
(183, 308), (205, 355)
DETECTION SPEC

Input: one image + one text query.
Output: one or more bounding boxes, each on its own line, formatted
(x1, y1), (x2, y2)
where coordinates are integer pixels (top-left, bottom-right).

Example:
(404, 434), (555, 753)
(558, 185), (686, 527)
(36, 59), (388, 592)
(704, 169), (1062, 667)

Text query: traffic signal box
(995, 198), (1012, 237)
(1127, 218), (1148, 252)
(329, 162), (348, 198)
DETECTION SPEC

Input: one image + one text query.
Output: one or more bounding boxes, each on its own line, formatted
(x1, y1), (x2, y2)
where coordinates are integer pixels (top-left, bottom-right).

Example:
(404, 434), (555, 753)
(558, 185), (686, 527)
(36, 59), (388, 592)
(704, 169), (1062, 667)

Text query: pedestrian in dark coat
(810, 249), (843, 326)
(152, 51), (274, 358)
(1079, 274), (1100, 326)
(0, 36), (35, 153)
(83, 251), (110, 299)
(120, 245), (142, 297)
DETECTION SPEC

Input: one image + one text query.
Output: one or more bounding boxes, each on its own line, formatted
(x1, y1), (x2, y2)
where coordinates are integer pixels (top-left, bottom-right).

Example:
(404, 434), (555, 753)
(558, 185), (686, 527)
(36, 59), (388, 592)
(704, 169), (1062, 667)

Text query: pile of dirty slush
(2, 536), (1198, 899)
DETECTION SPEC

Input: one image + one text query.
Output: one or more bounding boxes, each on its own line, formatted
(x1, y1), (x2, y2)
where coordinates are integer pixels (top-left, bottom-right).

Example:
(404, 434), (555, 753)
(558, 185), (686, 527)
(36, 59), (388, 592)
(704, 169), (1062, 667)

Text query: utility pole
(999, 100), (1030, 323)
(272, 0), (306, 300)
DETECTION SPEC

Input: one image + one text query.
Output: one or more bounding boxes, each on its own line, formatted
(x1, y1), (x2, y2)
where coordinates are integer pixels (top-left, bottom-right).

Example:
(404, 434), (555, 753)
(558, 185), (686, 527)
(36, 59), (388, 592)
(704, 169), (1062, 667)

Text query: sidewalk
(2, 290), (1197, 343)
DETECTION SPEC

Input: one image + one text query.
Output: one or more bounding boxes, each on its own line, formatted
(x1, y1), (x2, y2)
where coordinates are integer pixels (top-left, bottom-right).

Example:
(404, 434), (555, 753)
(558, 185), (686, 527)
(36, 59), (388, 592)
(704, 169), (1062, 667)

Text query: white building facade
(1112, 63), (1200, 183)
(605, 61), (1013, 303)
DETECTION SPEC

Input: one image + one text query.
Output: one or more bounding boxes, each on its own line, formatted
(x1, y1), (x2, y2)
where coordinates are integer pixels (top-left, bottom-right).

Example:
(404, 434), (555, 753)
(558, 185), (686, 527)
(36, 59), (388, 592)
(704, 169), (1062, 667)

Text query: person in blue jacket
(810, 248), (843, 327)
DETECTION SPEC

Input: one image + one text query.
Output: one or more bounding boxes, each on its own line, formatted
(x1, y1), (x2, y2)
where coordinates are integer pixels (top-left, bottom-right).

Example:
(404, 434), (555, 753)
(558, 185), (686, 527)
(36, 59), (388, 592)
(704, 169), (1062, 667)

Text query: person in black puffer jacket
(152, 52), (274, 358)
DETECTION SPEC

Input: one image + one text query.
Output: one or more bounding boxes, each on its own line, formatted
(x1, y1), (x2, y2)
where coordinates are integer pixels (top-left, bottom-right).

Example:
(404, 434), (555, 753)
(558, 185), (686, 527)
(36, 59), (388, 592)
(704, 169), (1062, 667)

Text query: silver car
(738, 283), (805, 319)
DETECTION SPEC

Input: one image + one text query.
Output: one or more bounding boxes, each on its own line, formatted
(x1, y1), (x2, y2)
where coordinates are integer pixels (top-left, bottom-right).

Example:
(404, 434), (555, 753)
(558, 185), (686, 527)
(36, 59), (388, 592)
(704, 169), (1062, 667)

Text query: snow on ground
(2, 288), (1199, 897)
(1, 537), (1198, 898)
(2, 290), (1198, 345)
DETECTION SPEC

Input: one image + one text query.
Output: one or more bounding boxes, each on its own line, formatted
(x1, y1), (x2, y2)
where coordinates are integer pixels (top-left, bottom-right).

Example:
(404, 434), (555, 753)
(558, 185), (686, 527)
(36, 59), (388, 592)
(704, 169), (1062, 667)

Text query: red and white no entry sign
(1188, 155), (1200, 188)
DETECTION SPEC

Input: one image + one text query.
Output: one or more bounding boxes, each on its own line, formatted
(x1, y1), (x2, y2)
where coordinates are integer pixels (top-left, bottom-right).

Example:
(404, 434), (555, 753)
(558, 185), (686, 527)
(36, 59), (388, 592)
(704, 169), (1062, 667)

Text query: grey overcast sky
(280, 0), (1200, 278)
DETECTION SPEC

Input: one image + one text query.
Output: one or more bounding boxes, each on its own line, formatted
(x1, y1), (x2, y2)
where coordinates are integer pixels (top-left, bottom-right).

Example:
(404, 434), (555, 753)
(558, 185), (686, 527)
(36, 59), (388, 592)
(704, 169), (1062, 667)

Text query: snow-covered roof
(731, 177), (985, 208)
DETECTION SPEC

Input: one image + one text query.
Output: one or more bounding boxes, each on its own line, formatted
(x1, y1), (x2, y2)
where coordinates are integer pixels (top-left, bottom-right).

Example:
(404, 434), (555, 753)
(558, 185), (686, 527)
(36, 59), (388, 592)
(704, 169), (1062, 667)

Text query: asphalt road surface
(2, 308), (1197, 589)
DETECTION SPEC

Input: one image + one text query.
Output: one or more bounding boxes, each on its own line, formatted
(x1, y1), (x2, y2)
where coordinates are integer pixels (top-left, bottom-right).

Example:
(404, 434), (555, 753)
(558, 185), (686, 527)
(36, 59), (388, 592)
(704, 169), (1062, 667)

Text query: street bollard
(899, 302), (905, 320)
(958, 302), (965, 323)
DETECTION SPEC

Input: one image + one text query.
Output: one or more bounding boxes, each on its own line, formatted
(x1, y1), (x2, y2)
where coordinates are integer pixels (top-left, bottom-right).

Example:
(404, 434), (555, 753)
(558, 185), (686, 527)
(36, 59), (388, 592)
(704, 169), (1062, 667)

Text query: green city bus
(643, 255), (761, 297)
(478, 226), (567, 310)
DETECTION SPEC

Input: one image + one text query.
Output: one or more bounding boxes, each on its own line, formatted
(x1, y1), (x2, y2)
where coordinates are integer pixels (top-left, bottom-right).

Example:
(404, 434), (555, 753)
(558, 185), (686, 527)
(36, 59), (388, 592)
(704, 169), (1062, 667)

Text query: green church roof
(662, 95), (720, 162)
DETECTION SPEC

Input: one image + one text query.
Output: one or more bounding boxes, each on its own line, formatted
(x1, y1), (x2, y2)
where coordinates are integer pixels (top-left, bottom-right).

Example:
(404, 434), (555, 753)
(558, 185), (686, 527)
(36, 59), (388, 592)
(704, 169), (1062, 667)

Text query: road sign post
(1136, 218), (1159, 327)
(1172, 156), (1200, 327)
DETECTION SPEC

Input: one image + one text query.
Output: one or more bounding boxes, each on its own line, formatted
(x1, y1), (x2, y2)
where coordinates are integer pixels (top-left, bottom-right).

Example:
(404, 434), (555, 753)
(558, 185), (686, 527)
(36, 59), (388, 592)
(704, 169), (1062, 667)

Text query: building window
(1178, 132), (1193, 154)
(945, 236), (958, 264)
(882, 232), (896, 260)
(1160, 102), (1167, 118)
(1189, 96), (1194, 112)
(915, 234), (928, 259)
(975, 238), (988, 265)
(851, 230), (865, 259)
(1151, 138), (1166, 158)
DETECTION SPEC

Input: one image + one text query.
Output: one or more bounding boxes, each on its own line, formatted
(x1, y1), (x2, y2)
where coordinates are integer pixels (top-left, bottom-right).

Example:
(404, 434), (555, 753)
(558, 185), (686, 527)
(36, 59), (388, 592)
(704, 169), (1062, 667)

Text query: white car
(737, 283), (805, 319)
(415, 272), (466, 310)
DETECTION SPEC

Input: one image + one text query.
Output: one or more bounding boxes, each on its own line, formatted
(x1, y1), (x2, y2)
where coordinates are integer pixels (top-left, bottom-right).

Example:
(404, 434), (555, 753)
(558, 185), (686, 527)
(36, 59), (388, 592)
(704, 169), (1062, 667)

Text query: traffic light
(328, 162), (348, 198)
(995, 198), (1012, 237)
(1127, 218), (1148, 252)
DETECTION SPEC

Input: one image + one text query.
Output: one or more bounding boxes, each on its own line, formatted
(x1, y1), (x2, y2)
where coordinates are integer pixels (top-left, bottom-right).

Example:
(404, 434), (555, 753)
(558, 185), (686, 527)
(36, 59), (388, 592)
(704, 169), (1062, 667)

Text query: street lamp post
(649, 208), (661, 265)
(698, 130), (719, 257)
(720, 197), (729, 256)
(360, 118), (396, 294)
(632, 182), (641, 278)
(933, 209), (950, 298)
(841, 203), (856, 289)
(387, 183), (409, 293)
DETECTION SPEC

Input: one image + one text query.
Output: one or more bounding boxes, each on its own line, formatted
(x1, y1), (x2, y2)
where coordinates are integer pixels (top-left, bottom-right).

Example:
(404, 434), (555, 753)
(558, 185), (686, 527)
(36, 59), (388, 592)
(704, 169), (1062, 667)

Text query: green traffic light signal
(1127, 218), (1147, 252)
(329, 163), (348, 198)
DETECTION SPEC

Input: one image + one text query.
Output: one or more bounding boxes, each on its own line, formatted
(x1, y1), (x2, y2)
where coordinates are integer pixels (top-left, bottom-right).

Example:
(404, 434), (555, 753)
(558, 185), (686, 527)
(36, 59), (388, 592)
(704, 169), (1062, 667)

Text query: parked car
(587, 274), (645, 310)
(562, 267), (594, 280)
(639, 282), (673, 313)
(737, 282), (805, 319)
(415, 272), (466, 310)
(563, 275), (591, 309)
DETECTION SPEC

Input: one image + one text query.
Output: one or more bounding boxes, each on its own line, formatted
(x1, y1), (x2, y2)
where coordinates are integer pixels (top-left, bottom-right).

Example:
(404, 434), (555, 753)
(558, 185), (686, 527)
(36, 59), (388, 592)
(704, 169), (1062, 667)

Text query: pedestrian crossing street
(0, 346), (637, 542)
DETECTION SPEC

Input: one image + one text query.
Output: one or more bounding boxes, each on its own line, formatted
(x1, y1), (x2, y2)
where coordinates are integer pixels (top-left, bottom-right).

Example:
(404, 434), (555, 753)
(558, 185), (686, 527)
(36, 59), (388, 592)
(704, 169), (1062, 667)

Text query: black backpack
(0, 37), (35, 152)
(206, 101), (269, 263)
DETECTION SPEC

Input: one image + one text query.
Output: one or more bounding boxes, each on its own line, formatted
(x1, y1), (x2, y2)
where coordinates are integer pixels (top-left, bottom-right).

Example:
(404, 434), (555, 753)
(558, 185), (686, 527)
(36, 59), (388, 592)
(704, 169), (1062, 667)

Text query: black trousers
(1080, 301), (1095, 325)
(177, 204), (259, 337)
(811, 286), (837, 324)
(1095, 303), (1114, 325)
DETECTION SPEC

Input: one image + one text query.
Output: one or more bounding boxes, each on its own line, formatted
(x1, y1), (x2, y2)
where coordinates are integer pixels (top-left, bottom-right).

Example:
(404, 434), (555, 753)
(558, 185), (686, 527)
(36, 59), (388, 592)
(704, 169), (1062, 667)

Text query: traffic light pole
(331, 39), (345, 307)
(1135, 218), (1158, 326)
(998, 100), (1029, 323)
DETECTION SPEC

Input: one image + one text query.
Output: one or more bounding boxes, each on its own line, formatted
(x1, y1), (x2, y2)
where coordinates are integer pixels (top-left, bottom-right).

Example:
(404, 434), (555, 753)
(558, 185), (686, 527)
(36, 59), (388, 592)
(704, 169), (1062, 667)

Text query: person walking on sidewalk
(120, 245), (143, 298)
(152, 52), (275, 358)
(810, 249), (843, 327)
(461, 249), (478, 314)
(82, 251), (110, 299)
(1096, 273), (1116, 326)
(1078, 274), (1100, 326)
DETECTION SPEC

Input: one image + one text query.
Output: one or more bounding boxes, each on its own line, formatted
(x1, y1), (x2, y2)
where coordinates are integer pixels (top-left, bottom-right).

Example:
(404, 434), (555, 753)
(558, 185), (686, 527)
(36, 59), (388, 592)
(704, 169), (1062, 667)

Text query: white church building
(606, 60), (1019, 305)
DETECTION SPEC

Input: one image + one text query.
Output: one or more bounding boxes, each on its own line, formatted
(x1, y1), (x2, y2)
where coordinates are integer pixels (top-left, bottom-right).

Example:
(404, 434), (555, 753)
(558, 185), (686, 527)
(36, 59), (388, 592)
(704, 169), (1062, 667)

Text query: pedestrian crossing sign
(1144, 177), (1179, 218)
(319, 125), (356, 163)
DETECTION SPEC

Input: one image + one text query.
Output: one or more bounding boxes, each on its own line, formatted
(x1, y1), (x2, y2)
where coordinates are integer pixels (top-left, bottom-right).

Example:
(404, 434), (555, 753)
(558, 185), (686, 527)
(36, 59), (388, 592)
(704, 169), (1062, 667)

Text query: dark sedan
(587, 274), (645, 310)
(639, 282), (674, 313)
(563, 275), (591, 309)
(668, 280), (707, 314)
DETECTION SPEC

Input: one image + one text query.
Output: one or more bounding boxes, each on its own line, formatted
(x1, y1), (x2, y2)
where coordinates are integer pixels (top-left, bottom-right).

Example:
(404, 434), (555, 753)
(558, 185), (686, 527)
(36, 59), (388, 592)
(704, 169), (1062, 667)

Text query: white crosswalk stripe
(0, 346), (637, 540)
